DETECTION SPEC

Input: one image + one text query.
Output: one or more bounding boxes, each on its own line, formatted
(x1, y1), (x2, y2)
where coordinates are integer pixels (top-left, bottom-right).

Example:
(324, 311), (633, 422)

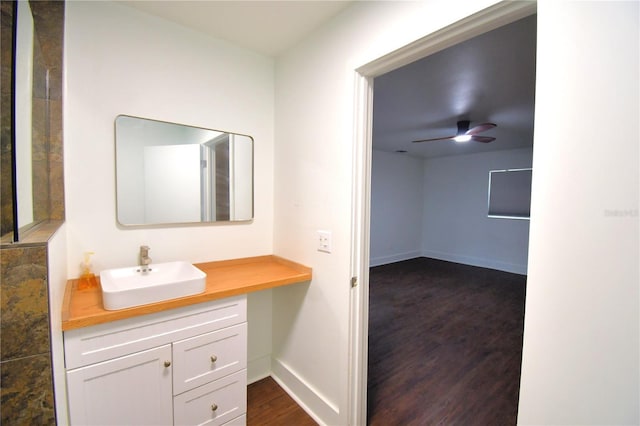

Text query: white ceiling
(117, 1), (354, 57)
(117, 2), (536, 159)
(373, 14), (537, 158)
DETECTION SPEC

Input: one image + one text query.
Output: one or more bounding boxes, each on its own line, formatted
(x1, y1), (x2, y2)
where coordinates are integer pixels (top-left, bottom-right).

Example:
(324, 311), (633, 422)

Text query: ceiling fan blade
(412, 135), (455, 143)
(471, 135), (495, 143)
(466, 122), (497, 135)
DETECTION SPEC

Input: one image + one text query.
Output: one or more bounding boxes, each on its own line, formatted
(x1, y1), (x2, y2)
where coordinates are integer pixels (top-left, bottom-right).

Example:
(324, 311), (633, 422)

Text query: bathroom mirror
(115, 115), (253, 226)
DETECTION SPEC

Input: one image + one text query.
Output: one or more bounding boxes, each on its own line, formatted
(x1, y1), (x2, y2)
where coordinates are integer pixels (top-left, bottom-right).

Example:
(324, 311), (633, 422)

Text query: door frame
(348, 2), (537, 424)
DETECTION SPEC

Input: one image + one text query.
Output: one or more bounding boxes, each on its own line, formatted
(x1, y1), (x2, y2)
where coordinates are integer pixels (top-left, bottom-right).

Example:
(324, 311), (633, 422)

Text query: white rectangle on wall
(144, 144), (201, 224)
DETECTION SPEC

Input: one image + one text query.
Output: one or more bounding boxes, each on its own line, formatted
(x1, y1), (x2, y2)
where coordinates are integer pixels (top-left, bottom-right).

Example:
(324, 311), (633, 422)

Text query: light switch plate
(317, 230), (332, 253)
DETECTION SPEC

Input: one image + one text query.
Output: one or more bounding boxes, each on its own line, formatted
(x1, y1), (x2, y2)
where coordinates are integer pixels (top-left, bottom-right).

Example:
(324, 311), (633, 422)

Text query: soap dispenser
(77, 251), (98, 290)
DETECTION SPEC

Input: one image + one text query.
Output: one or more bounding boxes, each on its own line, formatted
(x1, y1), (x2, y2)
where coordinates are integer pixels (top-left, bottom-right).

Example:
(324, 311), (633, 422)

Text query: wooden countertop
(61, 255), (312, 331)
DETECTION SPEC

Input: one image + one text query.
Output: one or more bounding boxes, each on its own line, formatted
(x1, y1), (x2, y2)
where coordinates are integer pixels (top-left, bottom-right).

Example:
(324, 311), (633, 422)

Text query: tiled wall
(0, 245), (55, 424)
(1, 1), (15, 236)
(30, 0), (65, 223)
(0, 0), (64, 239)
(0, 1), (64, 424)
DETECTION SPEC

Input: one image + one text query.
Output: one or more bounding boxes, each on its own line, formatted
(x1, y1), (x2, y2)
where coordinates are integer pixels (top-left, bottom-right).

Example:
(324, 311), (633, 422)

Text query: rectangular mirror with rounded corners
(115, 115), (253, 226)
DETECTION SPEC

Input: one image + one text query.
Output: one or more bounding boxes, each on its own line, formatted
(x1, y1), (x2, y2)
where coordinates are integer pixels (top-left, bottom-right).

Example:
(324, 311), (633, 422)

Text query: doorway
(348, 2), (537, 424)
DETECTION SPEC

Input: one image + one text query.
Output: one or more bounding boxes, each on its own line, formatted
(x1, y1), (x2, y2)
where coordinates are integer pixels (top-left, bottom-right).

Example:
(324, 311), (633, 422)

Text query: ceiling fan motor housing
(457, 120), (471, 135)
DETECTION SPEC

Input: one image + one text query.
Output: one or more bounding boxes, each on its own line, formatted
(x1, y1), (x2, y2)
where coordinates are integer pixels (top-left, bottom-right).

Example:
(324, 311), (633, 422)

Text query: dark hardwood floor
(367, 257), (527, 426)
(248, 377), (317, 426)
(247, 258), (525, 425)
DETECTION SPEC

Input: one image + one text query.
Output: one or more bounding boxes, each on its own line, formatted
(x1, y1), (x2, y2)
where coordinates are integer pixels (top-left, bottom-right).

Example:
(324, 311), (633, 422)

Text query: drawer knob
(164, 361), (171, 368)
(211, 403), (218, 412)
(210, 355), (218, 363)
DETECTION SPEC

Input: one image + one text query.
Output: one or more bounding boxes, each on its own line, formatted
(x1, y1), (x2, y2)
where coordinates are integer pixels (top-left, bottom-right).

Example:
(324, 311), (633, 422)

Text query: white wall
(47, 224), (68, 425)
(422, 148), (532, 274)
(518, 1), (639, 424)
(275, 0), (638, 425)
(370, 147), (532, 273)
(63, 0), (275, 386)
(370, 150), (424, 266)
(273, 1), (500, 424)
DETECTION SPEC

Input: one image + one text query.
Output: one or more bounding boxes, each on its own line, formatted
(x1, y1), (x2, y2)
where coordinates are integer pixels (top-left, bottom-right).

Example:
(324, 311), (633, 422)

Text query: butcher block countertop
(61, 255), (312, 331)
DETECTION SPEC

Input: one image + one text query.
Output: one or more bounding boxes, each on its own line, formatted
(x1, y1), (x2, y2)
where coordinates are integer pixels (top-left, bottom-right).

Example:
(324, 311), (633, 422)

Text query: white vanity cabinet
(64, 295), (247, 426)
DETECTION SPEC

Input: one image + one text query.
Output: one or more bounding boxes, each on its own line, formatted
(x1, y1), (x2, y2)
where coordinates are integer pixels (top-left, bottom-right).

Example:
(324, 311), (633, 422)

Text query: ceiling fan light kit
(454, 135), (472, 143)
(413, 120), (497, 144)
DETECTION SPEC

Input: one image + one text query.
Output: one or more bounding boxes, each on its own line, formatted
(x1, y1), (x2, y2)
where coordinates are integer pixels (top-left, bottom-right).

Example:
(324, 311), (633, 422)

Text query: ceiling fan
(412, 120), (497, 144)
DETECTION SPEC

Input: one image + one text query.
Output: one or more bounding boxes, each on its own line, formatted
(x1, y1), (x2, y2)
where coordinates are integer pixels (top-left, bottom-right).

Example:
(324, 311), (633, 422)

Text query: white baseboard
(271, 358), (339, 426)
(370, 250), (422, 267)
(247, 354), (271, 384)
(421, 250), (527, 275)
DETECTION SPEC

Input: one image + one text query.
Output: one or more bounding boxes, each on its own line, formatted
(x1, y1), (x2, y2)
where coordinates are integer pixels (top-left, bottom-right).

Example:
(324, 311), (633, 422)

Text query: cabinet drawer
(65, 295), (246, 369)
(173, 323), (247, 395)
(173, 369), (247, 426)
(222, 414), (246, 425)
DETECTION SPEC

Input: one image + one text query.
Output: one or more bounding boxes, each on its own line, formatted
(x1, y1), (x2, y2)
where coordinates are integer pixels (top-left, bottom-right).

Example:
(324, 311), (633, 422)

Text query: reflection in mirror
(115, 115), (253, 226)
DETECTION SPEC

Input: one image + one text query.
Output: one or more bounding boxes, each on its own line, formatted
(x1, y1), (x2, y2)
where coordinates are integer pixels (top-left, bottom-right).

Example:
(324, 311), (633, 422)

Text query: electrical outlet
(317, 230), (332, 253)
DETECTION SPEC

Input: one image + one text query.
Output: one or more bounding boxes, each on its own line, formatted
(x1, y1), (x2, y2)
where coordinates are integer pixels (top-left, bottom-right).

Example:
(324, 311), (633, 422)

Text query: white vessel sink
(100, 261), (206, 310)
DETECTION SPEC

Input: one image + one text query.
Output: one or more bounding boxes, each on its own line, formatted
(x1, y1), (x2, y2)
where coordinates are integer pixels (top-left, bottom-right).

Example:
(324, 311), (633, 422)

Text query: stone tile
(0, 2), (13, 98)
(1, 1), (14, 238)
(0, 246), (50, 360)
(49, 164), (65, 221)
(48, 99), (63, 157)
(32, 158), (51, 223)
(30, 1), (64, 100)
(0, 354), (55, 425)
(4, 0), (66, 236)
(32, 35), (48, 100)
(31, 97), (48, 158)
(0, 148), (14, 237)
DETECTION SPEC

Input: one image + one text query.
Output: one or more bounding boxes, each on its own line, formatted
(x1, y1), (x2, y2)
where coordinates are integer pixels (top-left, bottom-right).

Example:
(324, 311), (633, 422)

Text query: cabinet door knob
(210, 355), (217, 363)
(164, 361), (171, 368)
(211, 403), (218, 412)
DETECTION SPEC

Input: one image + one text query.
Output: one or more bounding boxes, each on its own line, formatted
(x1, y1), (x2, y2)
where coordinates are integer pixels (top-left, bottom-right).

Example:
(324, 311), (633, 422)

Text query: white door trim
(348, 2), (537, 424)
(348, 70), (374, 426)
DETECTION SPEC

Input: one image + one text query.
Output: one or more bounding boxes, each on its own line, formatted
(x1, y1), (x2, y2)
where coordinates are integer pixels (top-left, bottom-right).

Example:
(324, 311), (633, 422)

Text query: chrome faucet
(139, 245), (152, 273)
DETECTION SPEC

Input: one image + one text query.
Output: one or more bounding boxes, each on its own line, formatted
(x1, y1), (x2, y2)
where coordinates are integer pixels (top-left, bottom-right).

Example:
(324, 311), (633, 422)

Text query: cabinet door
(67, 345), (173, 425)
